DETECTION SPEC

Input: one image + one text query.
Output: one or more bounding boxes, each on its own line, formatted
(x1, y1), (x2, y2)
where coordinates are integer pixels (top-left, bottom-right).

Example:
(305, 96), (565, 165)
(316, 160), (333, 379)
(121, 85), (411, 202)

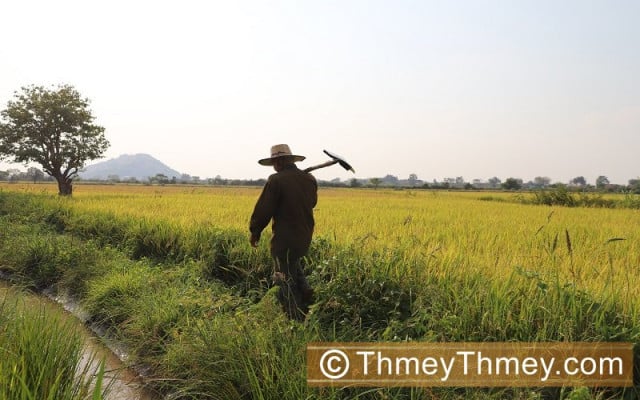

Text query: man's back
(250, 164), (317, 254)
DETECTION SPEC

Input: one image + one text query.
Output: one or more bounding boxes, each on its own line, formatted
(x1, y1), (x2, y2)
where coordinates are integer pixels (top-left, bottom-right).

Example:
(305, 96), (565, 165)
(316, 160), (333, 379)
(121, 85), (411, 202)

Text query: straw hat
(258, 144), (306, 166)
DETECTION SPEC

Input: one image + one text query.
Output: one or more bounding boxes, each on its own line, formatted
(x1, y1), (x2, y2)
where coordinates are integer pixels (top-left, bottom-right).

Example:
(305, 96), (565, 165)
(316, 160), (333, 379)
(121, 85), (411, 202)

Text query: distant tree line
(2, 168), (640, 194)
(0, 167), (53, 183)
(355, 174), (640, 193)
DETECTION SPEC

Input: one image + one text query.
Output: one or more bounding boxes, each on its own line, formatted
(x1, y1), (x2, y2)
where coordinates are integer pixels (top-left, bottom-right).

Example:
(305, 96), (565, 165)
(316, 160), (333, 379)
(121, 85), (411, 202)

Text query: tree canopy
(0, 84), (109, 195)
(595, 175), (610, 189)
(502, 177), (523, 190)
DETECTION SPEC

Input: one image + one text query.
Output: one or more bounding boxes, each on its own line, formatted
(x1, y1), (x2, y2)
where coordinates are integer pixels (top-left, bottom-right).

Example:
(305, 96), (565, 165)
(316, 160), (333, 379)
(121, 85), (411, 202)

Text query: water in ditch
(0, 282), (160, 400)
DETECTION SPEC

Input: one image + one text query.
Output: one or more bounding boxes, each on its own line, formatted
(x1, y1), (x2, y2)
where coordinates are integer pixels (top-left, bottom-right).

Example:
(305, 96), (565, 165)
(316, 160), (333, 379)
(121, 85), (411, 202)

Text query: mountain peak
(80, 154), (183, 181)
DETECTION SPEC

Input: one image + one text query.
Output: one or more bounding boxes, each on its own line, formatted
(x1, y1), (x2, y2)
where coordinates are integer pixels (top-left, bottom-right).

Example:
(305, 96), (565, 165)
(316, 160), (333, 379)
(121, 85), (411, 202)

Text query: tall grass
(0, 288), (108, 400)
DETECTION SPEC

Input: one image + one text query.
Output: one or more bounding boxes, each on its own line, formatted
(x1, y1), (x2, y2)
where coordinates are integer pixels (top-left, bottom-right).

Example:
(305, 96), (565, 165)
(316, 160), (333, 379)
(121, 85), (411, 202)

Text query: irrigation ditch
(0, 279), (159, 400)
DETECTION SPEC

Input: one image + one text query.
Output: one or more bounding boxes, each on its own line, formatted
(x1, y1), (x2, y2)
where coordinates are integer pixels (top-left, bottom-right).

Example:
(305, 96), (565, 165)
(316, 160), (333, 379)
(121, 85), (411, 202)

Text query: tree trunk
(56, 177), (73, 196)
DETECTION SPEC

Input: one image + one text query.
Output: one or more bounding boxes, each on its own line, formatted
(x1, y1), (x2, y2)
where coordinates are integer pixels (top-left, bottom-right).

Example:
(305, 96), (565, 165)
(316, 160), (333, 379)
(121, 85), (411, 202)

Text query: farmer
(250, 144), (318, 321)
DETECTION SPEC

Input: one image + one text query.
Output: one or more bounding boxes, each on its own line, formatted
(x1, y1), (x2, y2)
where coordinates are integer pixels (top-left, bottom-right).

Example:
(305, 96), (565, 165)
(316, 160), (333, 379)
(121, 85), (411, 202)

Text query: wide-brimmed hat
(258, 144), (306, 166)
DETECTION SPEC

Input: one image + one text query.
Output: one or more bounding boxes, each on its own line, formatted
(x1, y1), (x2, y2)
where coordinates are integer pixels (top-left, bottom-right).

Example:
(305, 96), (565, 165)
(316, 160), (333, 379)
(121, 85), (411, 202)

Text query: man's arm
(249, 178), (279, 246)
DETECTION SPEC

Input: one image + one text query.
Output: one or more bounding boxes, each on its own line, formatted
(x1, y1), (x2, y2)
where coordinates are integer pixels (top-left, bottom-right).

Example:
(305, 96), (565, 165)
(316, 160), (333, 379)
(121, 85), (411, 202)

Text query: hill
(80, 154), (183, 181)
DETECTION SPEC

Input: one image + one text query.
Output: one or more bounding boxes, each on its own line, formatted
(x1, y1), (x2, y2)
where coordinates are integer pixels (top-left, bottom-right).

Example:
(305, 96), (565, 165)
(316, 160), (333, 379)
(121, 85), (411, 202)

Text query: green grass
(0, 288), (108, 400)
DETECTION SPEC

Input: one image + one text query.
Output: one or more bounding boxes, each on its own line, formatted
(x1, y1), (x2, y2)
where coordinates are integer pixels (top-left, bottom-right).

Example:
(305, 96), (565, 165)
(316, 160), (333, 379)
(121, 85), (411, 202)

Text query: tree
(408, 173), (418, 186)
(26, 167), (45, 183)
(629, 178), (640, 194)
(595, 175), (610, 189)
(533, 176), (551, 188)
(151, 173), (169, 185)
(369, 177), (382, 189)
(0, 84), (108, 195)
(570, 176), (587, 186)
(502, 177), (522, 190)
(488, 176), (501, 188)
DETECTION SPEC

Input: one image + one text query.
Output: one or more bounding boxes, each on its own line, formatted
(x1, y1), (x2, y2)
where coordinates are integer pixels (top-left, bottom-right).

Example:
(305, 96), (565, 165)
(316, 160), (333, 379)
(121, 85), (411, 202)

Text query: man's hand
(250, 233), (260, 248)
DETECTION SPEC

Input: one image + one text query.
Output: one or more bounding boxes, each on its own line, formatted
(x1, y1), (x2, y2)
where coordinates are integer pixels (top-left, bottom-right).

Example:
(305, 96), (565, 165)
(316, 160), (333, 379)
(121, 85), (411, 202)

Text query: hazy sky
(1, 0), (638, 184)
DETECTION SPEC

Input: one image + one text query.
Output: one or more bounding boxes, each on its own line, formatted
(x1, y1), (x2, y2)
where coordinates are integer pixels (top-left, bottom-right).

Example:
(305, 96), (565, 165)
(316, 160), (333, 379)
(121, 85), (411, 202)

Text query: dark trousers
(272, 249), (313, 321)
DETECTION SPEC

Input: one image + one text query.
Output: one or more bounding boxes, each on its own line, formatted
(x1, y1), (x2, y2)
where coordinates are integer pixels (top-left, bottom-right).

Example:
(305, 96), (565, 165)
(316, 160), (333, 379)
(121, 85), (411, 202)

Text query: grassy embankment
(0, 183), (638, 399)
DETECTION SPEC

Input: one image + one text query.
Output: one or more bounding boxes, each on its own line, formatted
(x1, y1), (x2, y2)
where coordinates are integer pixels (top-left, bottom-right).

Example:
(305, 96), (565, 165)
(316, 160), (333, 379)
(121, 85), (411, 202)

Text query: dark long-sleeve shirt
(250, 164), (318, 255)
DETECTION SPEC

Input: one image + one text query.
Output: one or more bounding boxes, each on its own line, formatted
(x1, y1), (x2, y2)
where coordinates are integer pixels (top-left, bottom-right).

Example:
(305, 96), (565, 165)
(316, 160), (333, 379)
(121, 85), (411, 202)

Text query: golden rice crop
(3, 182), (639, 314)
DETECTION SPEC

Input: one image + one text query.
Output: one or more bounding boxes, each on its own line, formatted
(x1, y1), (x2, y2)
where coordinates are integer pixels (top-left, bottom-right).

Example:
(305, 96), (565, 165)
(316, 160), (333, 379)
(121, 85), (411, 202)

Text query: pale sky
(1, 0), (638, 184)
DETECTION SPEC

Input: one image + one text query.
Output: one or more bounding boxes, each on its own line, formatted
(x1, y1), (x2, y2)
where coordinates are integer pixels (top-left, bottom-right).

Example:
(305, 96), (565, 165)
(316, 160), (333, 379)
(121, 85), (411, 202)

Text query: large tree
(0, 84), (108, 195)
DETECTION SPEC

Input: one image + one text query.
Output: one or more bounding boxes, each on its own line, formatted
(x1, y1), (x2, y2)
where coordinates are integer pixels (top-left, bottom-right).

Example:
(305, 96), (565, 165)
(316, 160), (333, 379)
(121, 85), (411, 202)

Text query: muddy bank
(0, 282), (159, 400)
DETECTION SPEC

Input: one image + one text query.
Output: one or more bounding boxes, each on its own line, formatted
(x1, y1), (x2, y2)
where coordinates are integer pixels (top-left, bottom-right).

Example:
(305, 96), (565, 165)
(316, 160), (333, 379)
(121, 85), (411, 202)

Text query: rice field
(0, 182), (638, 399)
(6, 183), (640, 301)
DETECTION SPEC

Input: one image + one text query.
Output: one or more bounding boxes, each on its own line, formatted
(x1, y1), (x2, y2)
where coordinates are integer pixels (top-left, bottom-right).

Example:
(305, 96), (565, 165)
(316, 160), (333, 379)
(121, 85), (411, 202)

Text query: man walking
(250, 144), (318, 321)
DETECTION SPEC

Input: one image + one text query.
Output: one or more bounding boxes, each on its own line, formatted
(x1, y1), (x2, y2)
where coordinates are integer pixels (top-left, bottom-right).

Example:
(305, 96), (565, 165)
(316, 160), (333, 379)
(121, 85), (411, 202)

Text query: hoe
(304, 150), (356, 174)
